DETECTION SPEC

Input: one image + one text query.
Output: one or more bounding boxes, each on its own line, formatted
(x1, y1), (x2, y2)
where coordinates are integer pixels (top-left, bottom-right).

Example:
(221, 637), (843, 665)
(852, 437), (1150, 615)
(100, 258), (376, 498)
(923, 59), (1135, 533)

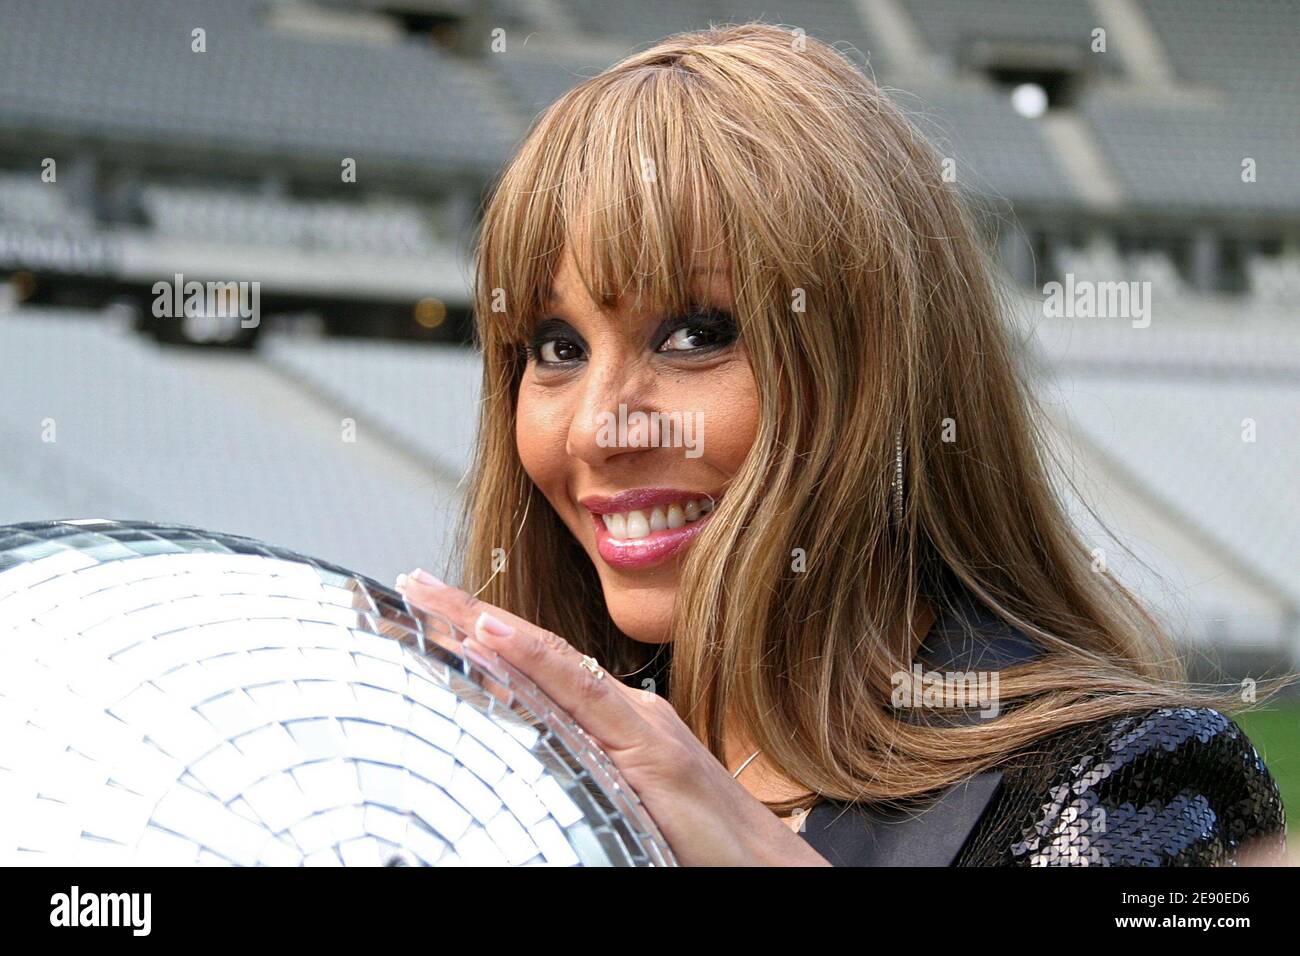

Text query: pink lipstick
(579, 488), (720, 570)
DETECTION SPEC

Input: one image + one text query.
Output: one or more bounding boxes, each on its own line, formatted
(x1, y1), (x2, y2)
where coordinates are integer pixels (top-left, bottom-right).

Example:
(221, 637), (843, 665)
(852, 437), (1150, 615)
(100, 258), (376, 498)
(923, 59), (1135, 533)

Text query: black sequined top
(952, 704), (1286, 866)
(797, 594), (1288, 866)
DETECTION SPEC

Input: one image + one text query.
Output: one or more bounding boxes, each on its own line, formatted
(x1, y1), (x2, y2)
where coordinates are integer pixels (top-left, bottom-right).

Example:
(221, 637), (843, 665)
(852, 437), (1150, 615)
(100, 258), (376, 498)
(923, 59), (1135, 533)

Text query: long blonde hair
(459, 23), (1254, 813)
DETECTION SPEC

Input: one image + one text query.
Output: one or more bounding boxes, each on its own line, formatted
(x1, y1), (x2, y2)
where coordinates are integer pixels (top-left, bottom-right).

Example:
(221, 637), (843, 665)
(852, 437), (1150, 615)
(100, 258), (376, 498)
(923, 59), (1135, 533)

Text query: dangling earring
(891, 425), (904, 531)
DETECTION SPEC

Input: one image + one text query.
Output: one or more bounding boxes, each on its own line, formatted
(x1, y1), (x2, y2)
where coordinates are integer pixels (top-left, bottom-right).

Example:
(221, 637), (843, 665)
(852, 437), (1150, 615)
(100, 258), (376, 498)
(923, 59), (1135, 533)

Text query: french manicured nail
(476, 611), (515, 640)
(411, 568), (444, 587)
(394, 573), (409, 590)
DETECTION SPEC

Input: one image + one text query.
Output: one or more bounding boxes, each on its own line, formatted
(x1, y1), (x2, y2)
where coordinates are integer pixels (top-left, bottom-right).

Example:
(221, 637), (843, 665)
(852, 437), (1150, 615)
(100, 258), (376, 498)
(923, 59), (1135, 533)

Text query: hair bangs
(477, 64), (735, 357)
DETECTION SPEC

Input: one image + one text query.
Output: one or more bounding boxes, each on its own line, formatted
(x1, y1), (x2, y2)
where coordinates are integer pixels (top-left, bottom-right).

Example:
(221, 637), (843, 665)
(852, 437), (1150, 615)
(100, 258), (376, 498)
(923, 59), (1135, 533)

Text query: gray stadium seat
(899, 0), (1122, 73)
(0, 309), (464, 586)
(1080, 91), (1300, 214)
(0, 0), (520, 175)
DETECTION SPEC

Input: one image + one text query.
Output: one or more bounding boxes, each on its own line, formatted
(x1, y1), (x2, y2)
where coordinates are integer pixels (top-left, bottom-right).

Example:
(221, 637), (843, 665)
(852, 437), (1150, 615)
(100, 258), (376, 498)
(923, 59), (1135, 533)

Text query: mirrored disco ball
(0, 519), (676, 867)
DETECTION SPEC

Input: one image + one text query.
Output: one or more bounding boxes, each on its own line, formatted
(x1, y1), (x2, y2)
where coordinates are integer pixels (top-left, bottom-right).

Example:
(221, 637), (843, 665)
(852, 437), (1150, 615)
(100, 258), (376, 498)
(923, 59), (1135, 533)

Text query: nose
(564, 352), (660, 467)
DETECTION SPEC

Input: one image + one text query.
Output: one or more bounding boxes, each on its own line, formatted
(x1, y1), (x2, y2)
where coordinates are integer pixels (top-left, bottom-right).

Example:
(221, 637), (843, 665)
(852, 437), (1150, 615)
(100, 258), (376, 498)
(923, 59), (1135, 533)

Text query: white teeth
(625, 510), (650, 539)
(597, 497), (715, 540)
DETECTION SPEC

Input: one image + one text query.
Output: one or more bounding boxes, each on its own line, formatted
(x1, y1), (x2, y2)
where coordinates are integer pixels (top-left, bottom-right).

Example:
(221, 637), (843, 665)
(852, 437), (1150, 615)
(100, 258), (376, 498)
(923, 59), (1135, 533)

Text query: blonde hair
(459, 22), (1258, 813)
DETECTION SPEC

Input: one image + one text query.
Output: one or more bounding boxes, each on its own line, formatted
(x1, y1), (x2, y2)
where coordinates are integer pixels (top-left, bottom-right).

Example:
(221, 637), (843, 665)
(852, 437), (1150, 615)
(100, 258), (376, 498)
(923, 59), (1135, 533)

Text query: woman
(395, 23), (1287, 866)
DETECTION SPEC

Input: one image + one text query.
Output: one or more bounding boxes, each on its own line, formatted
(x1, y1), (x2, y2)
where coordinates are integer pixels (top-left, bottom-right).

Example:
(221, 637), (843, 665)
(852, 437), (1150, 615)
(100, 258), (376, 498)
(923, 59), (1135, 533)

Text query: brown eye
(539, 338), (583, 363)
(660, 326), (727, 351)
(525, 318), (586, 365)
(656, 309), (738, 354)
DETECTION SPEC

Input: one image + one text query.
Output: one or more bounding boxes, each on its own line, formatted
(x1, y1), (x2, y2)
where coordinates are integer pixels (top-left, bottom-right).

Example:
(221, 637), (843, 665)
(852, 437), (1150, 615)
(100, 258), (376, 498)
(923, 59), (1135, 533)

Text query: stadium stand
(0, 172), (95, 229)
(1047, 370), (1300, 641)
(260, 332), (481, 482)
(0, 309), (465, 585)
(139, 185), (440, 257)
(1138, 0), (1296, 97)
(898, 0), (1122, 73)
(1079, 92), (1300, 216)
(0, 0), (519, 175)
(892, 82), (1081, 208)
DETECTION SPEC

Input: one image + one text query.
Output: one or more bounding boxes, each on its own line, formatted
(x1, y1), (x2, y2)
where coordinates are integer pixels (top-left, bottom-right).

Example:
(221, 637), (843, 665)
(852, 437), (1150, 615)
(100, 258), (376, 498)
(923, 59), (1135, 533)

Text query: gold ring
(579, 655), (605, 680)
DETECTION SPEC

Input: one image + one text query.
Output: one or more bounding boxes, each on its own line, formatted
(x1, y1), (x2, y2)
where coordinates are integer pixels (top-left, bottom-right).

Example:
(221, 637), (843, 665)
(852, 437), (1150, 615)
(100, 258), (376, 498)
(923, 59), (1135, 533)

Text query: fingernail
(394, 573), (408, 590)
(411, 568), (444, 587)
(476, 611), (515, 639)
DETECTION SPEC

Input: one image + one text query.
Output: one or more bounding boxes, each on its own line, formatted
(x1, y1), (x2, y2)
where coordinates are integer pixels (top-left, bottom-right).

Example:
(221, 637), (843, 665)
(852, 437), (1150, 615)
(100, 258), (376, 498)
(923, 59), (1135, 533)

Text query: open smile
(580, 489), (719, 570)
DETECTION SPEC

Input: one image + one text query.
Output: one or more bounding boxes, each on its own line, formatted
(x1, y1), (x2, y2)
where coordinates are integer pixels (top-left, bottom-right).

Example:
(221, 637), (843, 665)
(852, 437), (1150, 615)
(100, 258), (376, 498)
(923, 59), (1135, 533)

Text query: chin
(601, 580), (676, 644)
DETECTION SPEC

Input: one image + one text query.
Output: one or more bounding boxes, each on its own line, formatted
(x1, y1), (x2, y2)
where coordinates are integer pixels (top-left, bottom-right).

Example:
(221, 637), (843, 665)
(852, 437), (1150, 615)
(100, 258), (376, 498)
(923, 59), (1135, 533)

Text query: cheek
(514, 380), (569, 492)
(689, 359), (760, 473)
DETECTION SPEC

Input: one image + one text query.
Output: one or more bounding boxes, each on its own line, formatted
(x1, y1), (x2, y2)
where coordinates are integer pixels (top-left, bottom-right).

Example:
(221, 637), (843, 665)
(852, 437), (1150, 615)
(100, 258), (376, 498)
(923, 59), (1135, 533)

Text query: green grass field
(1235, 703), (1300, 848)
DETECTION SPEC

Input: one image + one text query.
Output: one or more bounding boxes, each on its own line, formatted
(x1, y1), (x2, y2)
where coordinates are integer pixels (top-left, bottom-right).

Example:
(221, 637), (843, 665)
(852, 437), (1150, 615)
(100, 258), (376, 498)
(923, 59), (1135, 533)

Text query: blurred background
(0, 0), (1296, 818)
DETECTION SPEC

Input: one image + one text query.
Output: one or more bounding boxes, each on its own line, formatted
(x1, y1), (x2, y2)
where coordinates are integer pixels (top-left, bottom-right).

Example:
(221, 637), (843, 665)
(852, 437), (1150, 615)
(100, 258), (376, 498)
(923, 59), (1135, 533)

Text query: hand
(394, 568), (831, 867)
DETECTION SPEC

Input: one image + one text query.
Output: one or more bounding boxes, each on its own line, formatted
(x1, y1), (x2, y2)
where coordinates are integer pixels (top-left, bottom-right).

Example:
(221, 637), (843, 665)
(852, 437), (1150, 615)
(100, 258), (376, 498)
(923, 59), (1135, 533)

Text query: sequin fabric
(954, 706), (1287, 866)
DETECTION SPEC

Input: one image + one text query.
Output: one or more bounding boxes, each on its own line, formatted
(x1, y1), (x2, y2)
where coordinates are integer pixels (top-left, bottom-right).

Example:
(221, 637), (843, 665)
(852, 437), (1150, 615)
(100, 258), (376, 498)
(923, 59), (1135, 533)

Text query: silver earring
(891, 426), (904, 530)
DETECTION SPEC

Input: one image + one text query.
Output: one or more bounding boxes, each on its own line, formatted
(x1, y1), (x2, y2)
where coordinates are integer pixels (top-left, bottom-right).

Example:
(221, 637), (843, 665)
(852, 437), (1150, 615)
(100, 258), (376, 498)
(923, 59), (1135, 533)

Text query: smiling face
(515, 247), (760, 644)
